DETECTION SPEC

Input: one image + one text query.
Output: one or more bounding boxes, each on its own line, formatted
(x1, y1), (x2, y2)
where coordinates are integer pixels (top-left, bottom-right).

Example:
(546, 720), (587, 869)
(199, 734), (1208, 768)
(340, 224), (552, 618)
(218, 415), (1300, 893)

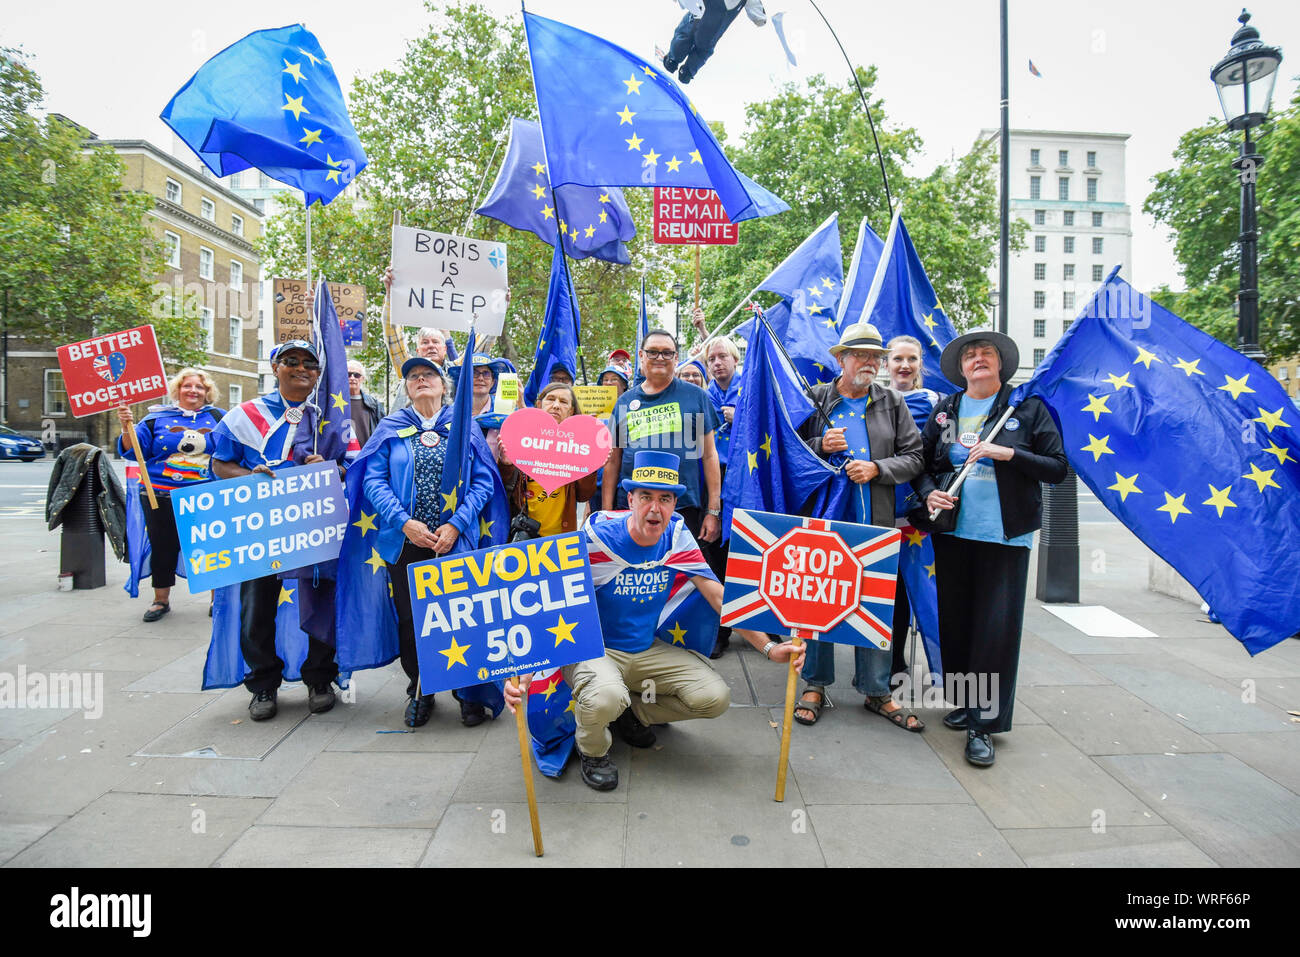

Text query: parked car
(0, 426), (46, 462)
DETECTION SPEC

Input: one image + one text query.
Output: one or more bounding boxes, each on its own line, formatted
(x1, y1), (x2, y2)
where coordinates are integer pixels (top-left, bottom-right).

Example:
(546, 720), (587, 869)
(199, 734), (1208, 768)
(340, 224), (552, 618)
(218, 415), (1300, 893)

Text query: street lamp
(671, 281), (686, 341)
(1211, 9), (1283, 361)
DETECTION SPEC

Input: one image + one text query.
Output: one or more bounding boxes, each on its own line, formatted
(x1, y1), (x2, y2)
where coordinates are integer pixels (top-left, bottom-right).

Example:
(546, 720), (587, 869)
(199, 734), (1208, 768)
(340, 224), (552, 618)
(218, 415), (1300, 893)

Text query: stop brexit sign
(652, 187), (738, 245)
(721, 509), (902, 647)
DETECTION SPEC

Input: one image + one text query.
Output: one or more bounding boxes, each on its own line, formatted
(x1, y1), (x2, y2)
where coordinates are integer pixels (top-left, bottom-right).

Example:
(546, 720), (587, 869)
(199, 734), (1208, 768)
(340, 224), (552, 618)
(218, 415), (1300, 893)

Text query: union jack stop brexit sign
(721, 509), (902, 648)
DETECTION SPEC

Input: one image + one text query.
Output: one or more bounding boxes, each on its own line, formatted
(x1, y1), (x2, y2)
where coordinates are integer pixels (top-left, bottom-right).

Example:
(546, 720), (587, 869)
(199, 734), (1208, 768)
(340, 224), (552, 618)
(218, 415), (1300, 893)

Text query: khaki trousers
(563, 640), (731, 757)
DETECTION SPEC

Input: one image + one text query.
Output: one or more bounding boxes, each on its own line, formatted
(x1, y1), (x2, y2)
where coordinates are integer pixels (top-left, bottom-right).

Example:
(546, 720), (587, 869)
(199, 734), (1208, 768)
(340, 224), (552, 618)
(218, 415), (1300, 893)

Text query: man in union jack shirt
(509, 450), (804, 791)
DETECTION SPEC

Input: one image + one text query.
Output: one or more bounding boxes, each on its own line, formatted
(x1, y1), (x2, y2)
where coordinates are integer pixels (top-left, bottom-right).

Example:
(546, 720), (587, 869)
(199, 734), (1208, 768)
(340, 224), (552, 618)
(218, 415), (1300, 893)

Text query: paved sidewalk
(1, 466), (1297, 867)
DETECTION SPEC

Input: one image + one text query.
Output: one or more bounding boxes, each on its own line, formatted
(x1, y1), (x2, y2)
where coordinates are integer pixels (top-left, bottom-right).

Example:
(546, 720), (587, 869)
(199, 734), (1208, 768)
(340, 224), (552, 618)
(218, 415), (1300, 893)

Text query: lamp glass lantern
(1211, 11), (1283, 131)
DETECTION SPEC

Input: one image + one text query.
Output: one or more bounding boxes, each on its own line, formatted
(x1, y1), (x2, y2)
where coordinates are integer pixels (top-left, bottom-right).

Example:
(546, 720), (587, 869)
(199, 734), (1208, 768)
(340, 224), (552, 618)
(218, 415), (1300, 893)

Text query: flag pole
(927, 404), (1017, 521)
(122, 402), (159, 510)
(305, 203), (313, 289)
(382, 210), (409, 393)
(512, 674), (545, 857)
(774, 628), (809, 802)
(754, 306), (834, 433)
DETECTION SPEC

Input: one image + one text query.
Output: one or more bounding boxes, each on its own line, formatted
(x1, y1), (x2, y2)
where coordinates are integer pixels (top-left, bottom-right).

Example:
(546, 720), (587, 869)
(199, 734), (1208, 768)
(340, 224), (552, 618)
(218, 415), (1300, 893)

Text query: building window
(231, 214), (244, 237)
(1092, 264), (1104, 282)
(1034, 263), (1046, 281)
(230, 259), (243, 291)
(1030, 148), (1040, 166)
(1033, 319), (1046, 338)
(1063, 291), (1076, 311)
(1087, 150), (1097, 168)
(1063, 236), (1075, 254)
(259, 172), (271, 188)
(44, 369), (68, 416)
(253, 198), (266, 213)
(1029, 176), (1041, 200)
(229, 384), (243, 407)
(1033, 209), (1045, 225)
(1034, 236), (1046, 253)
(1085, 178), (1097, 202)
(1064, 263), (1075, 280)
(1033, 348), (1046, 365)
(1063, 210), (1075, 226)
(1058, 149), (1069, 167)
(229, 317), (242, 357)
(1063, 319), (1074, 333)
(165, 178), (182, 204)
(200, 307), (214, 350)
(200, 197), (216, 221)
(1058, 177), (1070, 200)
(1092, 211), (1103, 227)
(258, 339), (265, 360)
(1033, 291), (1046, 309)
(199, 246), (214, 280)
(1092, 237), (1103, 255)
(163, 231), (181, 269)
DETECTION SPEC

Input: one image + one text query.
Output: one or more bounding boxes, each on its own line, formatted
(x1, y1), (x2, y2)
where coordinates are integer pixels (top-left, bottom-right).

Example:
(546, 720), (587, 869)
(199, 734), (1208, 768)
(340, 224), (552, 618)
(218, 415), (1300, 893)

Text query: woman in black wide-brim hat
(912, 330), (1067, 767)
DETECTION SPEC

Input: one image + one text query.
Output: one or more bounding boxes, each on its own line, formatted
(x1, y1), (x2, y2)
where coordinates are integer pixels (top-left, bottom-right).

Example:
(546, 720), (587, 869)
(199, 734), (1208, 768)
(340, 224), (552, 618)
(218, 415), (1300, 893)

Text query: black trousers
(890, 567), (911, 681)
(239, 574), (338, 693)
(390, 541), (436, 698)
(932, 534), (1030, 734)
(140, 488), (181, 589)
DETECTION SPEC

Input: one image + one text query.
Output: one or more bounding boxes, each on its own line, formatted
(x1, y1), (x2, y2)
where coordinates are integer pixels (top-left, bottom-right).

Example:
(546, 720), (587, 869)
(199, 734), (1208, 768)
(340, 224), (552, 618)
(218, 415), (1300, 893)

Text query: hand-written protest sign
(390, 224), (508, 335)
(498, 409), (612, 495)
(171, 462), (347, 592)
(273, 279), (369, 346)
(408, 532), (606, 695)
(652, 187), (738, 245)
(573, 385), (617, 418)
(56, 324), (168, 417)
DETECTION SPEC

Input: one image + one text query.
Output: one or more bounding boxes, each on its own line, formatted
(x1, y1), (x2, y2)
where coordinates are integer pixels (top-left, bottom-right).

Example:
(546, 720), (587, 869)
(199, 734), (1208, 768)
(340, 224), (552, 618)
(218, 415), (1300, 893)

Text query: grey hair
(417, 328), (446, 343)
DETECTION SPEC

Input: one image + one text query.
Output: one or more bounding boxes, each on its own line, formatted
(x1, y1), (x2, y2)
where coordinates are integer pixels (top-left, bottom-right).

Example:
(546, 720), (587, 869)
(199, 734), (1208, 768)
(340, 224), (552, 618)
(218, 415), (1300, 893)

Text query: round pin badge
(419, 431), (440, 448)
(284, 407), (303, 424)
(959, 430), (979, 448)
(629, 399), (641, 411)
(935, 412), (948, 426)
(1005, 418), (1021, 432)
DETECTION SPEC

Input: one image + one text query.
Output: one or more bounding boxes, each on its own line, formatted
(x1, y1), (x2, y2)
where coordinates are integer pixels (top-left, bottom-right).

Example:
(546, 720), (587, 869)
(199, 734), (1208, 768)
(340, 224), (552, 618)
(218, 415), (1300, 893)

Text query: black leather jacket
(46, 444), (128, 559)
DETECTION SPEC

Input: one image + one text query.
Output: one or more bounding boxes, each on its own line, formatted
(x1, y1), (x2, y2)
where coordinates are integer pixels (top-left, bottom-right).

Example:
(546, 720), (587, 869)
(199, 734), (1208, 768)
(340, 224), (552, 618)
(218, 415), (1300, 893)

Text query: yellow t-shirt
(525, 480), (567, 537)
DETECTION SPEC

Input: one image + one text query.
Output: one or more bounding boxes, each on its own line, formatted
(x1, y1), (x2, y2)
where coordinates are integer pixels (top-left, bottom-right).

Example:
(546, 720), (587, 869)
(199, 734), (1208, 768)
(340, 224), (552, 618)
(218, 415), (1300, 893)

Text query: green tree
(1144, 88), (1299, 362)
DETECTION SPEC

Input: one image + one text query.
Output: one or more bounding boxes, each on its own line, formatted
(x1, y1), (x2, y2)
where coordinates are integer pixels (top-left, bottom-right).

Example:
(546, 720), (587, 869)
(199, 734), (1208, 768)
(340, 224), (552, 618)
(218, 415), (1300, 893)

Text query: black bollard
(1035, 464), (1079, 603)
(60, 465), (107, 590)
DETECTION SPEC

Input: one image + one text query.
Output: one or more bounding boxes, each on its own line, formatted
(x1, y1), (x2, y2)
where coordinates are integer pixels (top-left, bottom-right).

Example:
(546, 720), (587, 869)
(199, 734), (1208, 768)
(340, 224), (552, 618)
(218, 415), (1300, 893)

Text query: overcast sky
(5, 0), (1298, 293)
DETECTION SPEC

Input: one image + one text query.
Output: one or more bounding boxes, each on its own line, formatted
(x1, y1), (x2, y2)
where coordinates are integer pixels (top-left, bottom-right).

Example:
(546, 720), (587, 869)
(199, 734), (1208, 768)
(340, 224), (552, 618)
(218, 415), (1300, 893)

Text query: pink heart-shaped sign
(498, 408), (612, 495)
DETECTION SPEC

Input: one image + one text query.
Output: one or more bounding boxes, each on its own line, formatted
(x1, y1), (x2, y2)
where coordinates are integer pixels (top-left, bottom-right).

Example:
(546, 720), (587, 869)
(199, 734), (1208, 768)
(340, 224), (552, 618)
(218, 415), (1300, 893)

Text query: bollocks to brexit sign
(171, 461), (347, 591)
(407, 531), (605, 694)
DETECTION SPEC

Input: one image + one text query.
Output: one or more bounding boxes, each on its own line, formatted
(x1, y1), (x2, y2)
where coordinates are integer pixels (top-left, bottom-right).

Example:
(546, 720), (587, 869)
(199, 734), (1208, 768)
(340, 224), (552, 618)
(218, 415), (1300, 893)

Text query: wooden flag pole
(382, 210), (409, 387)
(511, 675), (544, 857)
(122, 403), (159, 510)
(774, 629), (809, 802)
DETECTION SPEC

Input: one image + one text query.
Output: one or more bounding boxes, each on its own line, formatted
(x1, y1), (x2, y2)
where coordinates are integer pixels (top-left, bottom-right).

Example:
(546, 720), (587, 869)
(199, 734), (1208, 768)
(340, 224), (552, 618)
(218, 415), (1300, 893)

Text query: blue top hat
(620, 450), (687, 497)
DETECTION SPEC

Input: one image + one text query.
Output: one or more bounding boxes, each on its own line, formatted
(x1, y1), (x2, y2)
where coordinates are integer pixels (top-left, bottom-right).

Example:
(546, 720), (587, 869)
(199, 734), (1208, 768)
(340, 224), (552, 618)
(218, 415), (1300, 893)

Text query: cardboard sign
(273, 279), (368, 346)
(171, 461), (347, 591)
(408, 532), (606, 693)
(498, 409), (612, 495)
(390, 224), (508, 335)
(652, 187), (738, 245)
(573, 385), (618, 418)
(722, 509), (901, 647)
(56, 324), (168, 417)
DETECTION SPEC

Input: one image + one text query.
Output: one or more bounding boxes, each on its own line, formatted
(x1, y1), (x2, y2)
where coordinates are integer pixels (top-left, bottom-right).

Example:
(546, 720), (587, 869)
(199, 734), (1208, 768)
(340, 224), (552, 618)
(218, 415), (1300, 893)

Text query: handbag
(906, 470), (961, 534)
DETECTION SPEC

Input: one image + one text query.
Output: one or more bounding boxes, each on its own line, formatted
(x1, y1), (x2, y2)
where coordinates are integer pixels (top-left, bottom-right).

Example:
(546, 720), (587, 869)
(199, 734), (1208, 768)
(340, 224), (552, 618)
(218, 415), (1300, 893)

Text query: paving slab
(51, 635), (194, 677)
(1018, 685), (1219, 755)
(0, 814), (65, 866)
(1017, 635), (1111, 686)
(0, 623), (115, 670)
(1098, 752), (1300, 867)
(1157, 637), (1300, 680)
(217, 825), (432, 867)
(123, 645), (223, 694)
(135, 689), (312, 759)
(1203, 732), (1300, 796)
(420, 803), (626, 867)
(6, 792), (269, 867)
(323, 672), (494, 753)
(1000, 825), (1219, 867)
(451, 719), (628, 805)
(809, 804), (1024, 867)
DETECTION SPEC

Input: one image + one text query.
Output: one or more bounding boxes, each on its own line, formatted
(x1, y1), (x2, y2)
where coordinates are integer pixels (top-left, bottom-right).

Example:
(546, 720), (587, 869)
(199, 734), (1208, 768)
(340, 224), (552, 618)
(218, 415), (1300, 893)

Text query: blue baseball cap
(271, 339), (319, 362)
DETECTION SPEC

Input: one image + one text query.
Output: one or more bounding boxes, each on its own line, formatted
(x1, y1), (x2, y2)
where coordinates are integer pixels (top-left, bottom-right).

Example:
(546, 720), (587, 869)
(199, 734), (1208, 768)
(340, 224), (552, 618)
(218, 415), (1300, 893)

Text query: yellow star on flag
(559, 219), (567, 234)
(623, 74), (644, 94)
(1156, 491), (1192, 524)
(299, 127), (322, 147)
(439, 636), (470, 669)
(298, 47), (322, 66)
(530, 184), (545, 200)
(1080, 434), (1114, 461)
(585, 225), (596, 238)
(281, 93), (309, 121)
(598, 192), (610, 203)
(353, 511), (377, 535)
(761, 434), (772, 457)
(1107, 472), (1142, 502)
(331, 390), (347, 412)
(324, 154), (344, 183)
(1202, 484), (1237, 518)
(1133, 346), (1162, 369)
(441, 486), (458, 513)
(479, 517), (494, 539)
(643, 148), (660, 166)
(666, 156), (682, 172)
(921, 313), (938, 331)
(808, 303), (825, 315)
(1262, 441), (1294, 465)
(565, 699), (577, 714)
(625, 132), (644, 151)
(667, 621), (688, 645)
(282, 60), (306, 83)
(540, 204), (554, 220)
(278, 585), (295, 606)
(541, 681), (558, 702)
(548, 614), (578, 646)
(1242, 463), (1280, 493)
(598, 210), (608, 223)
(747, 450), (758, 473)
(641, 65), (657, 77)
(317, 418), (330, 436)
(1252, 407), (1290, 433)
(1103, 372), (1135, 391)
(1173, 357), (1204, 376)
(689, 149), (702, 164)
(1218, 374), (1254, 400)
(364, 548), (386, 574)
(532, 161), (546, 175)
(1081, 394), (1111, 421)
(823, 317), (836, 329)
(616, 105), (636, 125)
(808, 286), (822, 298)
(822, 277), (835, 290)
(905, 528), (924, 547)
(924, 563), (936, 578)
(569, 227), (578, 241)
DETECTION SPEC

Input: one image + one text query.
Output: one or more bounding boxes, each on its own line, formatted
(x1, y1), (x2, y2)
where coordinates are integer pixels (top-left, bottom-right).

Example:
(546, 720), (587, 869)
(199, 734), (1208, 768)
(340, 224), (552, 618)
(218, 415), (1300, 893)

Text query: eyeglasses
(842, 350), (882, 362)
(643, 349), (677, 361)
(472, 367), (494, 379)
(277, 355), (320, 370)
(407, 372), (440, 383)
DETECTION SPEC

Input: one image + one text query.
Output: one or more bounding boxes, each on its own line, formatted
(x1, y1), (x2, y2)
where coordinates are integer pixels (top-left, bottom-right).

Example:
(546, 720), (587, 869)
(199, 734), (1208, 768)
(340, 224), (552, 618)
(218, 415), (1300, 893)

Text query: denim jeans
(801, 638), (892, 697)
(665, 0), (745, 79)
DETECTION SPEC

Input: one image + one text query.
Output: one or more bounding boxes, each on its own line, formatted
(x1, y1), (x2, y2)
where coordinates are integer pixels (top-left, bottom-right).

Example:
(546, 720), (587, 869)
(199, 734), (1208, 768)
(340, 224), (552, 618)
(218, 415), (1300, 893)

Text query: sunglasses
(277, 355), (320, 370)
(347, 371), (363, 378)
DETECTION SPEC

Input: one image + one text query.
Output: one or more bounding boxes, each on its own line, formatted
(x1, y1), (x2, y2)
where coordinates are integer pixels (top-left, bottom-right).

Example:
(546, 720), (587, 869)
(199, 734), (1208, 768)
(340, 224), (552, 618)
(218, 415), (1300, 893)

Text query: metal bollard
(1035, 464), (1079, 603)
(59, 465), (107, 590)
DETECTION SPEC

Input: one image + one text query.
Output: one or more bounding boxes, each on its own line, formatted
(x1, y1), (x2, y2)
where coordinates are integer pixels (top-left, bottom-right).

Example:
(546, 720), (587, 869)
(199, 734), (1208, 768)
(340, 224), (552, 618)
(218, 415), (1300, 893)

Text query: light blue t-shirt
(948, 393), (1033, 548)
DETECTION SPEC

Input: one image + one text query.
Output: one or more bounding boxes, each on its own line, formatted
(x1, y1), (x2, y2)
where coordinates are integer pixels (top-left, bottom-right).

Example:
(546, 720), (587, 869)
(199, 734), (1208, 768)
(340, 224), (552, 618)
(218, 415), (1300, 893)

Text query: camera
(509, 511), (541, 542)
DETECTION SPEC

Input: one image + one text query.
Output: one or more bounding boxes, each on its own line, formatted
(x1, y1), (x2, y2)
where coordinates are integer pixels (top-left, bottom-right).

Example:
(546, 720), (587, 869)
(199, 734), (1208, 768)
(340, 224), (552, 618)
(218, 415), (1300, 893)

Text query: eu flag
(522, 244), (581, 406)
(523, 11), (787, 223)
(476, 117), (634, 264)
(161, 24), (367, 206)
(835, 216), (885, 326)
(292, 279), (360, 463)
(441, 328), (479, 526)
(1012, 270), (1300, 654)
(631, 277), (649, 388)
(864, 212), (960, 394)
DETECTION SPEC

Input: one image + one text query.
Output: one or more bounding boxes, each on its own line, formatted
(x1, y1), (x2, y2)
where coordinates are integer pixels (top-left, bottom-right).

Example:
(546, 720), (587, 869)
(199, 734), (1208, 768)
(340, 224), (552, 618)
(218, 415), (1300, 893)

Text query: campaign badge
(285, 407), (304, 424)
(959, 431), (979, 448)
(420, 431), (440, 448)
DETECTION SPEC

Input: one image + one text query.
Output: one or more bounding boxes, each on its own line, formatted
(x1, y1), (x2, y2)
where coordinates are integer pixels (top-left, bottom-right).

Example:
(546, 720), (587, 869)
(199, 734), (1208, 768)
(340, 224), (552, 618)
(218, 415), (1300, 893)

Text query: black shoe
(942, 707), (968, 730)
(662, 53), (679, 73)
(307, 684), (336, 714)
(249, 690), (277, 721)
(612, 707), (656, 748)
(579, 752), (619, 791)
(142, 601), (170, 623)
(678, 68), (693, 84)
(709, 637), (727, 659)
(459, 699), (488, 727)
(404, 694), (434, 728)
(965, 729), (995, 767)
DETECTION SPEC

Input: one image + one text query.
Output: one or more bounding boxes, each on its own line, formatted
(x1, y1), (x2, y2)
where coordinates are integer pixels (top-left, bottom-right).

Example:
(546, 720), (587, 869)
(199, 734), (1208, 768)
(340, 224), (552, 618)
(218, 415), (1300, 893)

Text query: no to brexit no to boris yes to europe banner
(57, 324), (168, 417)
(171, 461), (347, 592)
(407, 531), (606, 695)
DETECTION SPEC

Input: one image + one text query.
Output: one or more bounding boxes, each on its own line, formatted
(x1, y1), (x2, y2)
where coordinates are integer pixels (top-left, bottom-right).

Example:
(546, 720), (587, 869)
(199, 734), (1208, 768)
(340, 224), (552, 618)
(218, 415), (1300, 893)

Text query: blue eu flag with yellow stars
(523, 243), (581, 406)
(161, 24), (367, 207)
(522, 11), (787, 223)
(476, 117), (634, 265)
(835, 216), (886, 329)
(1012, 269), (1300, 654)
(864, 211), (960, 394)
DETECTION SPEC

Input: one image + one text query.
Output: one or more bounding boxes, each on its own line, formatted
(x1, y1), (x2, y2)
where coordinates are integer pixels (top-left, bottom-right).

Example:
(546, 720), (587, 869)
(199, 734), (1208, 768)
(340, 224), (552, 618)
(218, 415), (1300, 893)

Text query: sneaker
(307, 684), (336, 714)
(579, 752), (619, 791)
(612, 707), (657, 748)
(249, 690), (277, 721)
(404, 694), (434, 728)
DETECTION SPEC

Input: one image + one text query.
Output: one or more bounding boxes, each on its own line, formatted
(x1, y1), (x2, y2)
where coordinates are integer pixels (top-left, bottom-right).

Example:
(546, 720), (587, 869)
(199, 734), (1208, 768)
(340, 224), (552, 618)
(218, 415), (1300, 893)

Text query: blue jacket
(361, 406), (497, 563)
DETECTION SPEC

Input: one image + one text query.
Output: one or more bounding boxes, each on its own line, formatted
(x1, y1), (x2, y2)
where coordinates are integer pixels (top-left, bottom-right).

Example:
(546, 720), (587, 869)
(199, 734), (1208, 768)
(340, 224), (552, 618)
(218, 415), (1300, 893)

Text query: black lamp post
(671, 281), (686, 341)
(1211, 9), (1283, 362)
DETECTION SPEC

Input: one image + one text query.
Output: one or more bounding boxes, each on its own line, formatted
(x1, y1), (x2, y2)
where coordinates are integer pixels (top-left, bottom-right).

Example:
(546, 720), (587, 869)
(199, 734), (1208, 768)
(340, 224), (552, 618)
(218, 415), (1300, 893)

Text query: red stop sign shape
(759, 528), (861, 632)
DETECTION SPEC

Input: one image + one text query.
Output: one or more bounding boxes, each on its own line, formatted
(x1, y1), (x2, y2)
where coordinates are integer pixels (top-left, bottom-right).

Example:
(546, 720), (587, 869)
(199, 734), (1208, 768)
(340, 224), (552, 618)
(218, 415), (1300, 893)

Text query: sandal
(142, 601), (170, 623)
(864, 694), (925, 732)
(793, 685), (826, 726)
